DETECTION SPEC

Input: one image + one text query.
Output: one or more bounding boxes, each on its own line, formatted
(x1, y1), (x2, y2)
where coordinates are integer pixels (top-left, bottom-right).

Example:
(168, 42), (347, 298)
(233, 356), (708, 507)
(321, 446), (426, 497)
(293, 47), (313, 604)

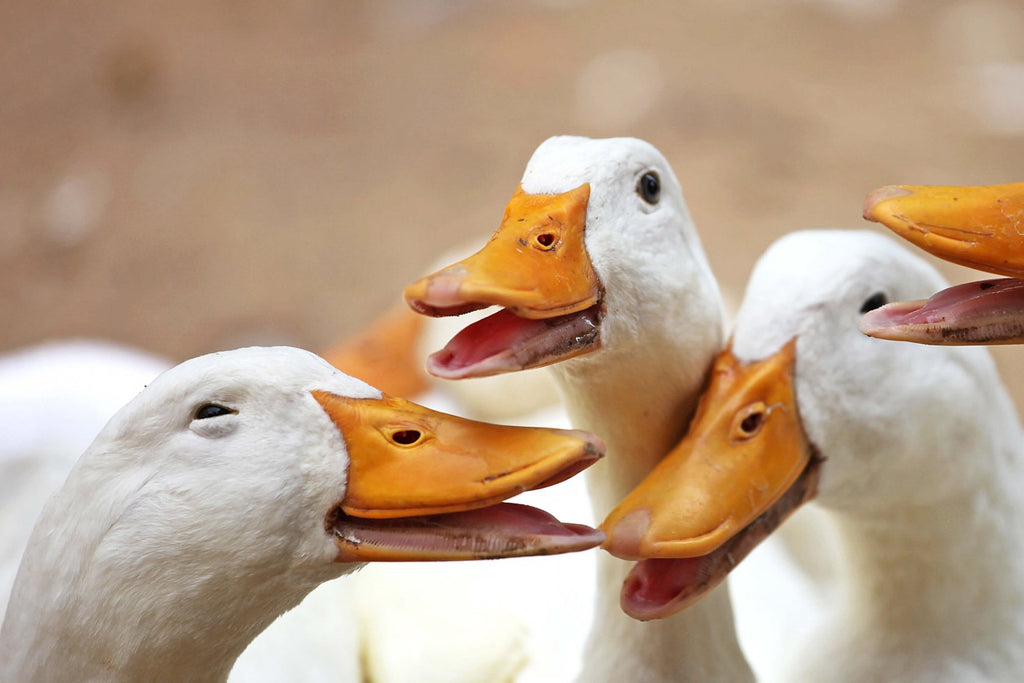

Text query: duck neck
(578, 556), (752, 683)
(831, 449), (1024, 651)
(0, 475), (350, 682)
(553, 334), (715, 517)
(553, 315), (751, 682)
(1, 554), (338, 682)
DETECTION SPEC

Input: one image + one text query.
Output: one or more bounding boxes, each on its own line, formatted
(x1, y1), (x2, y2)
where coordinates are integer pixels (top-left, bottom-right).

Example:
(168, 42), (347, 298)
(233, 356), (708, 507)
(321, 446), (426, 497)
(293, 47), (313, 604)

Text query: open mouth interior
(329, 502), (604, 560)
(620, 455), (822, 621)
(860, 278), (1024, 344)
(425, 304), (602, 379)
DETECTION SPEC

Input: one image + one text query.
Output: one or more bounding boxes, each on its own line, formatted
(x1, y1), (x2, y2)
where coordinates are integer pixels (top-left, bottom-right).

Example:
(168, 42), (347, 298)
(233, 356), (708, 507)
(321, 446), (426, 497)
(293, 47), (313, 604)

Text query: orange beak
(600, 340), (821, 620)
(861, 182), (1024, 345)
(313, 391), (606, 561)
(404, 183), (600, 319)
(863, 182), (1024, 278)
(400, 184), (604, 379)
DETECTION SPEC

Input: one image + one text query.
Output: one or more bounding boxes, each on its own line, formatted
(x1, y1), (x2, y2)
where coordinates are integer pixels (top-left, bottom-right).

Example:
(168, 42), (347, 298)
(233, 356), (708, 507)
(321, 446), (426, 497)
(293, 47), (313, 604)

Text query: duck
(0, 345), (606, 681)
(860, 181), (1024, 344)
(0, 340), (370, 682)
(602, 229), (1024, 681)
(404, 136), (754, 682)
(0, 305), (573, 682)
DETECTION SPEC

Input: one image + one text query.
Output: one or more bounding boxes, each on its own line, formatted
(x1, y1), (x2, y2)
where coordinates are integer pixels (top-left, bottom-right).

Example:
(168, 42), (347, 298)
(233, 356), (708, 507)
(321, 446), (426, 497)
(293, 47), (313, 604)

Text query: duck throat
(1, 560), (330, 682)
(578, 555), (753, 683)
(0, 505), (340, 682)
(832, 486), (1024, 645)
(548, 310), (750, 682)
(551, 338), (716, 519)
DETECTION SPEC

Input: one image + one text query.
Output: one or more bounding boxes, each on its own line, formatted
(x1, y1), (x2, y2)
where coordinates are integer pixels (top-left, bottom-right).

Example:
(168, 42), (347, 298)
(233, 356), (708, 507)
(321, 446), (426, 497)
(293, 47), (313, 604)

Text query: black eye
(637, 171), (661, 204)
(194, 403), (235, 420)
(859, 292), (888, 314)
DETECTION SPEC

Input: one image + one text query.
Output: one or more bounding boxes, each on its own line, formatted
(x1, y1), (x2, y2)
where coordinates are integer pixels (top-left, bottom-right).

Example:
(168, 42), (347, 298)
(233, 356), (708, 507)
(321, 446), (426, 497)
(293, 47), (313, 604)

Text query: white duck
(603, 230), (1024, 681)
(0, 346), (606, 681)
(0, 310), (573, 683)
(405, 136), (753, 681)
(860, 181), (1024, 344)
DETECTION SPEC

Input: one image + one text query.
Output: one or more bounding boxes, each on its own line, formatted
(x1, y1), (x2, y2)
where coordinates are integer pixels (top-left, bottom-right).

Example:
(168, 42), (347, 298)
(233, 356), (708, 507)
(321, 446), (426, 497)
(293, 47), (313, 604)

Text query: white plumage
(0, 346), (601, 681)
(729, 230), (1024, 680)
(407, 136), (756, 682)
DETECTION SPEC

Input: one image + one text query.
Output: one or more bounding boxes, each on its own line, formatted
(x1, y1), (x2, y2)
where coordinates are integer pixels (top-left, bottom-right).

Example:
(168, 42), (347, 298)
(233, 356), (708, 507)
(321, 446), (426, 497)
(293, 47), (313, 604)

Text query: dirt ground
(3, 0), (1024, 405)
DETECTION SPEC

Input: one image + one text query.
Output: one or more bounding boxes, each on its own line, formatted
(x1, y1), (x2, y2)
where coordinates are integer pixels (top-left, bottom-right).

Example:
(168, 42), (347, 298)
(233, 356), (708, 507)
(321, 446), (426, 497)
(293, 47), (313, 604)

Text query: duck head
(403, 136), (722, 379)
(861, 182), (1024, 344)
(0, 346), (607, 679)
(601, 231), (991, 620)
(51, 347), (605, 576)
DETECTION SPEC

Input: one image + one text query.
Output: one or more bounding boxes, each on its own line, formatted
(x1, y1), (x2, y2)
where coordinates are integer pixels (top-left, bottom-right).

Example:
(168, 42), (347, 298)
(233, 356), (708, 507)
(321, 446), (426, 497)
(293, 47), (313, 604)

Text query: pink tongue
(426, 307), (599, 379)
(621, 558), (708, 621)
(336, 502), (605, 560)
(860, 278), (1024, 344)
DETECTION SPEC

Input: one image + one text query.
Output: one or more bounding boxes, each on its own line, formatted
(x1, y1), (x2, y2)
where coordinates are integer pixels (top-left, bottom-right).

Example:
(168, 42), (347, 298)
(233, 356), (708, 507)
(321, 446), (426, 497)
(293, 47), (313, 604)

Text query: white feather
(731, 230), (1024, 681)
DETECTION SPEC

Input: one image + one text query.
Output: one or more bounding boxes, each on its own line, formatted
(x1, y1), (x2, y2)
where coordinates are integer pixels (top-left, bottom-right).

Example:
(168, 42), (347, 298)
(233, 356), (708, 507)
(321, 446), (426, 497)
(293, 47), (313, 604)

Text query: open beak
(599, 339), (821, 620)
(313, 390), (605, 561)
(402, 184), (604, 378)
(862, 182), (1024, 344)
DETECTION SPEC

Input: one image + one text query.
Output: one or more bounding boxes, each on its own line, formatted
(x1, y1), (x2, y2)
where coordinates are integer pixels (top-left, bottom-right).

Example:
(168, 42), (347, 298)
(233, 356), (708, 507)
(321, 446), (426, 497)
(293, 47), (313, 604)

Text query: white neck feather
(0, 456), (353, 682)
(552, 297), (753, 683)
(790, 388), (1024, 680)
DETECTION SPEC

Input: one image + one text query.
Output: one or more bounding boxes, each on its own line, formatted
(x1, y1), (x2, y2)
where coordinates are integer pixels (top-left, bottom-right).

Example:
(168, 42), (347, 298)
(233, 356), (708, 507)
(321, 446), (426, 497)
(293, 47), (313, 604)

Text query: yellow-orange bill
(863, 182), (1024, 278)
(600, 340), (821, 619)
(403, 183), (600, 319)
(861, 182), (1024, 345)
(401, 183), (604, 379)
(313, 390), (606, 561)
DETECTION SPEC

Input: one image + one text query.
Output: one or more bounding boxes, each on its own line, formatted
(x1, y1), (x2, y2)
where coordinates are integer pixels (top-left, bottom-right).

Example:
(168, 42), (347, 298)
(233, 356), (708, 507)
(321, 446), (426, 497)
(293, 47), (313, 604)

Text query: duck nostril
(391, 430), (421, 445)
(739, 412), (763, 435)
(534, 233), (556, 248)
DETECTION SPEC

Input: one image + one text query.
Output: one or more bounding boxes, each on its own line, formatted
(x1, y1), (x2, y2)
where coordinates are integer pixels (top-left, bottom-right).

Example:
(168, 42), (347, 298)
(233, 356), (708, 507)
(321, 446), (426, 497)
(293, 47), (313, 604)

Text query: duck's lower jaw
(620, 457), (822, 621)
(329, 502), (604, 562)
(426, 304), (602, 379)
(859, 278), (1024, 345)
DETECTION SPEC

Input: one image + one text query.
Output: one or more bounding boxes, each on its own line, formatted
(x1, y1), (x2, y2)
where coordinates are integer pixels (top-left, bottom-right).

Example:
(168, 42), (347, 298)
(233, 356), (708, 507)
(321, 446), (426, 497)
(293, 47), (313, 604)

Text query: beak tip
(601, 508), (651, 560)
(857, 310), (884, 337)
(572, 430), (606, 461)
(858, 299), (927, 340)
(402, 281), (428, 310)
(863, 185), (913, 223)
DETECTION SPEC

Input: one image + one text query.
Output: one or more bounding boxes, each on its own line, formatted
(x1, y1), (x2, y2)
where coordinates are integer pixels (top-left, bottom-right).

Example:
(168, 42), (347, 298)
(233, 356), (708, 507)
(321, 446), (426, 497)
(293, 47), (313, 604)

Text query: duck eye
(637, 171), (661, 204)
(390, 429), (422, 446)
(859, 292), (888, 314)
(194, 403), (235, 420)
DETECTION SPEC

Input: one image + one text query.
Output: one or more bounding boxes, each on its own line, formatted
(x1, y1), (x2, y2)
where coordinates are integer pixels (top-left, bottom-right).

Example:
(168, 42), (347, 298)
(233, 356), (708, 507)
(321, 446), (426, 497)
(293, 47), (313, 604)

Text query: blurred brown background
(3, 0), (1024, 402)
